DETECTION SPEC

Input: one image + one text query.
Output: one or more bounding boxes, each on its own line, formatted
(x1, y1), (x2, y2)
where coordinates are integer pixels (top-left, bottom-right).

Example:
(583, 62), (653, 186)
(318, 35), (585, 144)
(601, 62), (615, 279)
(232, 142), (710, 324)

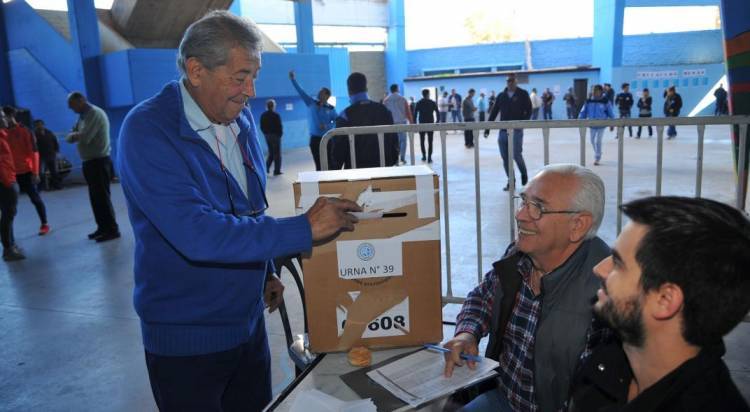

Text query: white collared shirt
(180, 80), (248, 199)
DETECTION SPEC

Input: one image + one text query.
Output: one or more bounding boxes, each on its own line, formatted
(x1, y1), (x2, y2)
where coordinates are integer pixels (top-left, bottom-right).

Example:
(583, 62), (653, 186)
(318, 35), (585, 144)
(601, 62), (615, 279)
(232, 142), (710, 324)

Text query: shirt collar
(179, 79), (240, 135)
(349, 91), (369, 105)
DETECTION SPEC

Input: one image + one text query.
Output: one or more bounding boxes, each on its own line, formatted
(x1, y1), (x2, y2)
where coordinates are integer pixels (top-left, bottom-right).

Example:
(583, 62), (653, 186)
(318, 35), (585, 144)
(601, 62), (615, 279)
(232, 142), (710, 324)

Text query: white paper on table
(366, 349), (499, 408)
(289, 389), (376, 412)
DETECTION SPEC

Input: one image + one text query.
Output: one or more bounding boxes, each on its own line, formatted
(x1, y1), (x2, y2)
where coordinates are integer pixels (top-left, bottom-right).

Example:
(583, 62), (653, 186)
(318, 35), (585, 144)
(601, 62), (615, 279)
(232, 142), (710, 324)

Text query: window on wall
(632, 81), (638, 89)
(623, 6), (721, 35)
(258, 24), (386, 51)
(693, 78), (700, 86)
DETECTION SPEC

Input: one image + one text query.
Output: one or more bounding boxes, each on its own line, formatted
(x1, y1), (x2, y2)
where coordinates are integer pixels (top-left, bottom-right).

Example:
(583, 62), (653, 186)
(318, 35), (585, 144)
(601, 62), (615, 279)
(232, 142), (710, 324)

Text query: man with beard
(569, 196), (750, 411)
(443, 164), (610, 412)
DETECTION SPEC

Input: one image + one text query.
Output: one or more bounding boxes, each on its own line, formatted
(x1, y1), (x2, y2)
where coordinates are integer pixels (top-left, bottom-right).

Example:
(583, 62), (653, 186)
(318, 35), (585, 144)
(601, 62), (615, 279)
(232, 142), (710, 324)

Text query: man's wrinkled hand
(442, 332), (479, 378)
(306, 197), (362, 242)
(264, 274), (284, 313)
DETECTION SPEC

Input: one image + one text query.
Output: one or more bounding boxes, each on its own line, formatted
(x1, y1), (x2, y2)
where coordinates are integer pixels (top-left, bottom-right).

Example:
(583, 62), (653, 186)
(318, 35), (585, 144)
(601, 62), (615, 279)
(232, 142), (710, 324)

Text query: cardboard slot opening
(382, 212), (407, 218)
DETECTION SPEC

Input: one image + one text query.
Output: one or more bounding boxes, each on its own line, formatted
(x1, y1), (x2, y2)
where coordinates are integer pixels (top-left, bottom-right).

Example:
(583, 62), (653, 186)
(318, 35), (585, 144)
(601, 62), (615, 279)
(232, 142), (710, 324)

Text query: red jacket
(5, 123), (39, 175)
(0, 130), (16, 187)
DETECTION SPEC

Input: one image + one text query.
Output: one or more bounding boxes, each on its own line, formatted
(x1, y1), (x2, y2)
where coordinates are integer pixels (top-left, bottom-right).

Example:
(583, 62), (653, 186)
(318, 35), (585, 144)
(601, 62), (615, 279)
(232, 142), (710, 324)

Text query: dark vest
(486, 237), (610, 412)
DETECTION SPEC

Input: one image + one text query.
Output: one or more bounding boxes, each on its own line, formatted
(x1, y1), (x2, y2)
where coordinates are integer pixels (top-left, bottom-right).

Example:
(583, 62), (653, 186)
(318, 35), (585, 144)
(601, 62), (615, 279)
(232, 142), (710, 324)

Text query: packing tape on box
(335, 289), (411, 349)
(298, 181), (320, 212)
(415, 174), (435, 219)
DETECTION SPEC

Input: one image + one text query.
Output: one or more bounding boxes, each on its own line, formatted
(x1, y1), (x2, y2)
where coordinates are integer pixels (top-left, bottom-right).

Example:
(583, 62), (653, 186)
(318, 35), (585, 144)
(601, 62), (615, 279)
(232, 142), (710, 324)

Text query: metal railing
(320, 116), (750, 304)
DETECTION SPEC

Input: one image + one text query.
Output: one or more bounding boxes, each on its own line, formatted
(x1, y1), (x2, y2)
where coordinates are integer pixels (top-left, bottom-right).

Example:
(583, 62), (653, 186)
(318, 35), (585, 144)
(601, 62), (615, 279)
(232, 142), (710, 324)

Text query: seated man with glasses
(117, 11), (360, 412)
(443, 164), (611, 412)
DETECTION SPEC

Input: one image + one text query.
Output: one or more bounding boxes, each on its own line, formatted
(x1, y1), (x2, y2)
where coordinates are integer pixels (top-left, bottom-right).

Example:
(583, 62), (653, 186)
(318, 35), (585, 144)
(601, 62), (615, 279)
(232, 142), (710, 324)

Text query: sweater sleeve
(118, 112), (312, 264)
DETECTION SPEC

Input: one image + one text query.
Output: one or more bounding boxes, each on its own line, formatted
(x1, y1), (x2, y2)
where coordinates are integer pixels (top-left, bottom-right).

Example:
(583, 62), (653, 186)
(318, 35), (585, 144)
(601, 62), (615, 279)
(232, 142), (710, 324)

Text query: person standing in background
(2, 106), (49, 236)
(449, 88), (463, 123)
(714, 84), (728, 115)
(289, 71), (337, 171)
(542, 88), (555, 120)
(664, 86), (682, 139)
(636, 88), (653, 138)
(462, 88), (477, 148)
(615, 83), (634, 138)
(438, 91), (450, 123)
(259, 99), (283, 176)
(382, 84), (413, 165)
(530, 88), (542, 120)
(0, 112), (24, 261)
(477, 92), (487, 123)
(414, 89), (439, 163)
(563, 87), (577, 119)
(33, 119), (62, 190)
(579, 85), (615, 166)
(66, 92), (119, 242)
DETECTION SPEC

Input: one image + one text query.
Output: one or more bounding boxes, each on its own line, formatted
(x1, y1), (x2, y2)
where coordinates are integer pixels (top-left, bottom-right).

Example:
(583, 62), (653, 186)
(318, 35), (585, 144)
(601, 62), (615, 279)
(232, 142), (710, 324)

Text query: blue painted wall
(408, 31), (723, 77)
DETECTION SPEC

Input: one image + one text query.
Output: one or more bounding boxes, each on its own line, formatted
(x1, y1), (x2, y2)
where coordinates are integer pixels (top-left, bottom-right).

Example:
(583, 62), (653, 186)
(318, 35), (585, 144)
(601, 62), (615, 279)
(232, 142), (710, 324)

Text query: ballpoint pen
(423, 344), (483, 363)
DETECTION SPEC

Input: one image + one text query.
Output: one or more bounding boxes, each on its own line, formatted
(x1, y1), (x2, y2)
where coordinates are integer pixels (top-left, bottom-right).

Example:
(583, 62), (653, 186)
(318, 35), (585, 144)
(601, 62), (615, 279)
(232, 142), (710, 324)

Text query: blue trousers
(398, 132), (407, 162)
(590, 127), (605, 161)
(460, 388), (514, 412)
(498, 129), (528, 184)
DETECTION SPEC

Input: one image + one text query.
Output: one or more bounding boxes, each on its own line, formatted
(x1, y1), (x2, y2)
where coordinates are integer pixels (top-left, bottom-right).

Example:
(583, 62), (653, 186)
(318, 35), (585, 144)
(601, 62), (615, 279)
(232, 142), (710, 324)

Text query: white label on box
(336, 239), (403, 279)
(337, 295), (410, 338)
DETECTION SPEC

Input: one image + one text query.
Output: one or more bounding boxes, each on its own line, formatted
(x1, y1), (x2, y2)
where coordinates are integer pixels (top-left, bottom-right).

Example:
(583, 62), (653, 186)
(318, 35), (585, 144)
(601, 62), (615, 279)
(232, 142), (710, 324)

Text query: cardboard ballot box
(293, 165), (442, 353)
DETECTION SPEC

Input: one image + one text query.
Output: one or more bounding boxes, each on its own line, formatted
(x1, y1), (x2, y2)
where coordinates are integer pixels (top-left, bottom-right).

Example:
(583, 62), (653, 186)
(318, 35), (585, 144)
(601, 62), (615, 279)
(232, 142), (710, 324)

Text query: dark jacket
(664, 93), (683, 117)
(637, 96), (653, 117)
(415, 98), (438, 124)
(334, 99), (398, 169)
(486, 237), (610, 412)
(259, 110), (283, 136)
(488, 87), (532, 122)
(615, 92), (634, 113)
(33, 127), (59, 160)
(569, 341), (750, 412)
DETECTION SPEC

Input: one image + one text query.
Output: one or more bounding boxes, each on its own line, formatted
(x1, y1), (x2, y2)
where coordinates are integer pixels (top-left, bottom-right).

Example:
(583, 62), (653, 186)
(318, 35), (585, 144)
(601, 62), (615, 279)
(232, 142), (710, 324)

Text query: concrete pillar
(294, 0), (315, 54)
(592, 0), (624, 84)
(67, 0), (103, 105)
(0, 3), (14, 105)
(720, 0), (750, 208)
(385, 0), (407, 93)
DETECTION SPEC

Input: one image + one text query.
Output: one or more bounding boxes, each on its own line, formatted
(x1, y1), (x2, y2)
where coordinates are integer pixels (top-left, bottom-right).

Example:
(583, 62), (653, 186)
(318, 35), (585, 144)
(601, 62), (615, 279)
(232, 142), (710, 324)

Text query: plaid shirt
(456, 255), (611, 412)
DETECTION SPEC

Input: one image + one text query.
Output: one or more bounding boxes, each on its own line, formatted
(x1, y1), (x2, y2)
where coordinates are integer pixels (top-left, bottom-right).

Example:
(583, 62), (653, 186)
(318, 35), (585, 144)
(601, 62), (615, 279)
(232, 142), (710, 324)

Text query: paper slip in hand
(365, 349), (499, 408)
(289, 389), (376, 412)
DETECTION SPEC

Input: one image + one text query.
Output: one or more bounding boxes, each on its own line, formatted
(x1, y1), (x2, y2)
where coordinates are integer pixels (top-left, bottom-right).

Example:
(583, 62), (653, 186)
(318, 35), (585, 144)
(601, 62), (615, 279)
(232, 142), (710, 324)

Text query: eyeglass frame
(513, 194), (582, 221)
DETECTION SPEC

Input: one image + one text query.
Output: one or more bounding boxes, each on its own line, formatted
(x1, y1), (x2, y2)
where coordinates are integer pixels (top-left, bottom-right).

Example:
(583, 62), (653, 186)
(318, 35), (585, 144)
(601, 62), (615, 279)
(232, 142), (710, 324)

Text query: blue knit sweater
(118, 81), (312, 356)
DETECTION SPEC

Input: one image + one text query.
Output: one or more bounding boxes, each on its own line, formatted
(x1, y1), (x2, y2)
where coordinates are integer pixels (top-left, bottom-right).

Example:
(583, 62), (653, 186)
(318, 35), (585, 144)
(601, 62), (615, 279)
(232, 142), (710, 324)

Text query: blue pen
(424, 344), (483, 363)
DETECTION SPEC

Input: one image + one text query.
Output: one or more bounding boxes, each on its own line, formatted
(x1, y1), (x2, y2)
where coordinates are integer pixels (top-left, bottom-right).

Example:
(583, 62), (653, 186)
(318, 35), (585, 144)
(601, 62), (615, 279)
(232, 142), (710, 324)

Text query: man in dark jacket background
(259, 99), (283, 176)
(485, 74), (532, 191)
(33, 119), (62, 190)
(664, 86), (682, 139)
(615, 83), (634, 138)
(414, 88), (439, 163)
(333, 72), (398, 169)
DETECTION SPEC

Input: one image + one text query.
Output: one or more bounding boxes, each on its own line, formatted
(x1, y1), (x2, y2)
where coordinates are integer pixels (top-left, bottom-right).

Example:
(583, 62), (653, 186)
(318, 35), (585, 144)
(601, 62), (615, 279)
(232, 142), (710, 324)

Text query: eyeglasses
(215, 126), (269, 218)
(513, 195), (581, 221)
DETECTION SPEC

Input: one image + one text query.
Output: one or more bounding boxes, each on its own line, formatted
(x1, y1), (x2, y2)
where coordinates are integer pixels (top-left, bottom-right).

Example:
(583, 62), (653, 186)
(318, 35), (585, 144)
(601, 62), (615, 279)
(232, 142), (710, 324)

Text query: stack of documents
(365, 349), (499, 408)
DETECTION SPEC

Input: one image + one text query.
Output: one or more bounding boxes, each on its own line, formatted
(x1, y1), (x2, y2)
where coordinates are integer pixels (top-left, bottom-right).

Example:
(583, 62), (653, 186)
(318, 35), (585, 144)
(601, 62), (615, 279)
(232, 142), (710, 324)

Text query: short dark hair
(668, 85), (676, 92)
(621, 196), (750, 347)
(593, 84), (603, 92)
(422, 89), (430, 98)
(2, 106), (16, 117)
(622, 82), (629, 89)
(33, 119), (45, 126)
(347, 72), (368, 94)
(68, 91), (85, 102)
(266, 99), (275, 110)
(390, 84), (399, 93)
(319, 87), (331, 97)
(643, 88), (649, 92)
(604, 83), (611, 87)
(468, 88), (475, 94)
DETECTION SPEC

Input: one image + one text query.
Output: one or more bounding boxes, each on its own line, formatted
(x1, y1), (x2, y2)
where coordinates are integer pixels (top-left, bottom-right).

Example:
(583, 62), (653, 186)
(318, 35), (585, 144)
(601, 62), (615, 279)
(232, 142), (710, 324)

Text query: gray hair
(177, 10), (263, 78)
(541, 164), (605, 239)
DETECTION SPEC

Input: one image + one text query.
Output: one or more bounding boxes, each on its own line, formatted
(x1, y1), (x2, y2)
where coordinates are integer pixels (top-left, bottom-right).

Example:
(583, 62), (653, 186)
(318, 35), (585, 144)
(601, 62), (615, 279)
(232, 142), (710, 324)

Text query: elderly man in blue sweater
(118, 11), (360, 412)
